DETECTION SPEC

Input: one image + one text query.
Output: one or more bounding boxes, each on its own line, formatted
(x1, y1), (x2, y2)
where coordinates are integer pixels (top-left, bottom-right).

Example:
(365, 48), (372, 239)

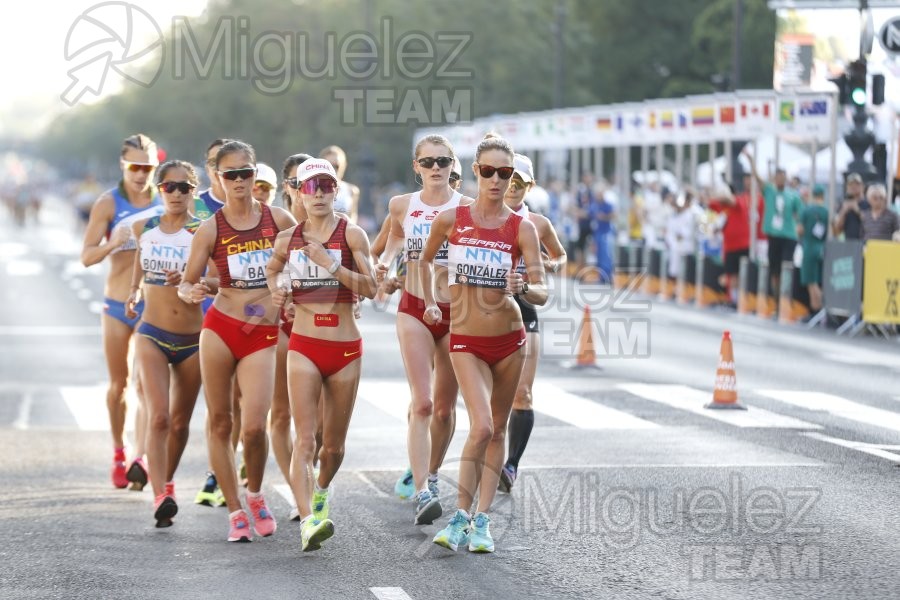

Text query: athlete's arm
(81, 192), (124, 267)
(344, 224), (377, 299)
(125, 219), (148, 318)
(370, 215), (393, 260)
(375, 194), (410, 282)
(533, 214), (567, 274)
(418, 209), (454, 324)
(270, 205), (299, 231)
(516, 219), (548, 306)
(348, 183), (360, 224)
(178, 218), (214, 304)
(266, 228), (293, 308)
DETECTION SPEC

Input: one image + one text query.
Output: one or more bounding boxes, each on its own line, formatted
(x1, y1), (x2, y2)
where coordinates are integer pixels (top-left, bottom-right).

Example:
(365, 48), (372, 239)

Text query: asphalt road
(3, 199), (900, 600)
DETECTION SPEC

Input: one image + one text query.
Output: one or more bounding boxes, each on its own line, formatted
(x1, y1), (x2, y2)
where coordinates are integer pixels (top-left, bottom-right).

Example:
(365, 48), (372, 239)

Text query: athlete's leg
(167, 352), (202, 482)
(447, 353), (492, 513)
(397, 313), (439, 493)
(101, 314), (134, 449)
(475, 349), (525, 514)
(199, 329), (240, 511)
(287, 351), (323, 520)
(428, 335), (458, 475)
(135, 336), (171, 497)
(318, 359), (362, 489)
(269, 331), (292, 483)
(507, 332), (539, 469)
(234, 346), (276, 494)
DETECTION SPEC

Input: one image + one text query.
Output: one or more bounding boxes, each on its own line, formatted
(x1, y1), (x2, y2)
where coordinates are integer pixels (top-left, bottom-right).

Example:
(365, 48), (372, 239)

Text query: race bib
(289, 246), (342, 289)
(812, 221), (826, 240)
(141, 242), (189, 285)
(226, 247), (273, 288)
(771, 215), (784, 232)
(448, 243), (513, 288)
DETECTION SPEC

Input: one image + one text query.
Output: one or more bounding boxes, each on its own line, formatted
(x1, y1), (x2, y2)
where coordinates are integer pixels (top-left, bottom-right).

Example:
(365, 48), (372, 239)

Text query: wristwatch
(327, 260), (341, 274)
(522, 282), (529, 294)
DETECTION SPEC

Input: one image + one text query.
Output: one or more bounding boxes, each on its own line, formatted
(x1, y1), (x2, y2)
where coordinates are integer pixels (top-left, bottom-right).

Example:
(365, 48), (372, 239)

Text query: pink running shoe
(228, 510), (252, 543)
(164, 481), (175, 500)
(111, 450), (128, 489)
(126, 457), (148, 491)
(154, 493), (178, 528)
(247, 493), (277, 538)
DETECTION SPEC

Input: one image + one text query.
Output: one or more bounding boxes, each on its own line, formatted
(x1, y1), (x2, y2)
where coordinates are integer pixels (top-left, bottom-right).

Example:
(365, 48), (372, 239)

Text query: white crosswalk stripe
(618, 383), (822, 429)
(755, 389), (900, 434)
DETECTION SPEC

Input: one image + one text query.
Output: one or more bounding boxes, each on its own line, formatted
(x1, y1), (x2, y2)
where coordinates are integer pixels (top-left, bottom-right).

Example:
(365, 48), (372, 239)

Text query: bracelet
(327, 260), (341, 274)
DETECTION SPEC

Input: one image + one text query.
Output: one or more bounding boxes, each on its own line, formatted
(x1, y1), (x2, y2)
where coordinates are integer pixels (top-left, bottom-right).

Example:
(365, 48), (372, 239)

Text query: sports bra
(210, 204), (278, 289)
(139, 216), (201, 285)
(286, 218), (358, 304)
(446, 205), (522, 289)
(106, 185), (163, 254)
(401, 190), (462, 267)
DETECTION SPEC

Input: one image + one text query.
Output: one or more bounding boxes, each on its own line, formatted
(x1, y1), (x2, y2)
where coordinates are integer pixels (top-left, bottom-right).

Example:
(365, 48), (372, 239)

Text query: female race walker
(178, 140), (297, 542)
(419, 134), (547, 553)
(377, 135), (462, 525)
(267, 158), (376, 551)
(81, 133), (163, 488)
(498, 154), (566, 493)
(126, 160), (204, 527)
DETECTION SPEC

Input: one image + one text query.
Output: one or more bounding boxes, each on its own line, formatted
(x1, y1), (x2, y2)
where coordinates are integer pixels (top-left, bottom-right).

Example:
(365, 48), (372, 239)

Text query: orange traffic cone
(565, 306), (601, 370)
(705, 330), (746, 410)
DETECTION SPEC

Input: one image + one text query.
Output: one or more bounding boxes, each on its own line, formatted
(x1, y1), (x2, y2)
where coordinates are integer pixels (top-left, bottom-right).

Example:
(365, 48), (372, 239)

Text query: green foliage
(41, 0), (777, 196)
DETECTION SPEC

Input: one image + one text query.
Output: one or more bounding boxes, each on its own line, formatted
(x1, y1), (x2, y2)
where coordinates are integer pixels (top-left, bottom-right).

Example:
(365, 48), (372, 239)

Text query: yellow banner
(863, 241), (900, 324)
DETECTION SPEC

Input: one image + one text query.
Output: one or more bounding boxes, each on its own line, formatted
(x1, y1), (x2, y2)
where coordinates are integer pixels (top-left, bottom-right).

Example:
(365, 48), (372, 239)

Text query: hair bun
(482, 132), (500, 141)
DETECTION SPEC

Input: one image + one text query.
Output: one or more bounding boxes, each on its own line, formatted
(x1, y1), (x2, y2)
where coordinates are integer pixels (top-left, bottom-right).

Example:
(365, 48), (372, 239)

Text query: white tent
(695, 135), (813, 187)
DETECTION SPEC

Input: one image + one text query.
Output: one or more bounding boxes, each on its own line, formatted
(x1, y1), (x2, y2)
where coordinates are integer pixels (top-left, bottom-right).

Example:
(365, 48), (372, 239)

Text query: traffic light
(829, 73), (849, 105)
(848, 59), (867, 107)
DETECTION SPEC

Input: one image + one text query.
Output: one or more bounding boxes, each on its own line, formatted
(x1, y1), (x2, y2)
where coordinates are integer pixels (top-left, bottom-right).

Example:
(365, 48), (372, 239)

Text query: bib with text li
(289, 244), (342, 289)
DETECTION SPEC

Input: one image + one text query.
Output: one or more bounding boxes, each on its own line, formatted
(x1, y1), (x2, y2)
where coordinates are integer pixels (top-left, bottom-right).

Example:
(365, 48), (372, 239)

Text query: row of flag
(422, 92), (834, 156)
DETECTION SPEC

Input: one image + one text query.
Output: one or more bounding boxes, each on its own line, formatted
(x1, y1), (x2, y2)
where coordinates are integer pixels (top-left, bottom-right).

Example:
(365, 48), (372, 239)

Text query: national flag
(678, 112), (689, 128)
(740, 102), (771, 119)
(691, 107), (715, 126)
(719, 105), (736, 125)
(615, 115), (624, 131)
(779, 101), (795, 122)
(661, 111), (674, 128)
(799, 100), (827, 117)
(648, 112), (657, 129)
(596, 116), (613, 130)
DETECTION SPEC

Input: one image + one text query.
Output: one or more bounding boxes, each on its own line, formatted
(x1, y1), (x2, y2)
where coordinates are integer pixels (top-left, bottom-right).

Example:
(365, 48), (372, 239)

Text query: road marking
(0, 242), (28, 258)
(370, 588), (414, 600)
(618, 384), (822, 429)
(820, 351), (900, 370)
(756, 389), (900, 434)
(6, 260), (44, 276)
(0, 326), (100, 336)
(531, 381), (658, 429)
(12, 391), (32, 430)
(60, 384), (137, 431)
(274, 484), (295, 507)
(350, 463), (826, 472)
(355, 471), (390, 498)
(802, 432), (900, 462)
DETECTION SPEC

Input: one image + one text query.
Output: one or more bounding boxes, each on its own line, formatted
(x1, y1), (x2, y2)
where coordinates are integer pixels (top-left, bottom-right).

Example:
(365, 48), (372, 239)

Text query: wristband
(327, 260), (340, 274)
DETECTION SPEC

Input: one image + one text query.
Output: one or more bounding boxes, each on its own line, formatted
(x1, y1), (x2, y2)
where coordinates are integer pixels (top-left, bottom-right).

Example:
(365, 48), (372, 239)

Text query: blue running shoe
(468, 512), (494, 553)
(414, 490), (442, 525)
(312, 487), (330, 522)
(427, 476), (439, 499)
(394, 467), (415, 500)
(433, 509), (470, 551)
(498, 463), (517, 493)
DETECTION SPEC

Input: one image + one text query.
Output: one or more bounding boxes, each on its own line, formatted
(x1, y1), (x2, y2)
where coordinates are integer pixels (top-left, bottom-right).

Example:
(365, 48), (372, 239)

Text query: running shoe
(414, 490), (442, 525)
(247, 493), (277, 537)
(394, 467), (415, 500)
(498, 463), (517, 494)
(228, 510), (252, 543)
(312, 487), (330, 522)
(468, 512), (494, 553)
(195, 472), (221, 506)
(164, 481), (176, 501)
(428, 476), (439, 499)
(288, 507), (301, 522)
(111, 452), (128, 489)
(301, 517), (334, 552)
(433, 510), (470, 552)
(154, 493), (178, 528)
(126, 457), (148, 491)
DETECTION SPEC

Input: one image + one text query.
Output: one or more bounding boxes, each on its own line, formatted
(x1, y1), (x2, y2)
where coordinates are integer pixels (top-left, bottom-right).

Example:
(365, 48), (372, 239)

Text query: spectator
(665, 191), (697, 280)
(643, 181), (666, 248)
(590, 184), (616, 283)
(708, 180), (750, 305)
(832, 173), (869, 239)
(798, 185), (829, 314)
(746, 152), (803, 304)
(861, 184), (900, 242)
(572, 172), (595, 268)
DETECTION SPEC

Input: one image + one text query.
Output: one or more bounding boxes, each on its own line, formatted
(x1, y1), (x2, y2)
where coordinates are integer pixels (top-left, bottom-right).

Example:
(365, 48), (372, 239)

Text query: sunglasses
(218, 167), (256, 181)
(475, 164), (515, 180)
(417, 156), (454, 169)
(123, 161), (156, 174)
(254, 181), (274, 192)
(509, 178), (529, 191)
(158, 181), (196, 194)
(294, 176), (337, 195)
(449, 173), (461, 183)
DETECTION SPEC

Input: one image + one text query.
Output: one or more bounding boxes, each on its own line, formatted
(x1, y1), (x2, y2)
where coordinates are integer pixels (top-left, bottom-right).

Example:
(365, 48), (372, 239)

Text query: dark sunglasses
(123, 161), (156, 174)
(218, 167), (256, 181)
(158, 181), (196, 194)
(475, 164), (515, 180)
(449, 173), (461, 183)
(293, 176), (337, 195)
(417, 156), (454, 169)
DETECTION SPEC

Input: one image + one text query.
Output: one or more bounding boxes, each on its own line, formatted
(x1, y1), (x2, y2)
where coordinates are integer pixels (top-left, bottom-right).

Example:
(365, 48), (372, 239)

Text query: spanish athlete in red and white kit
(376, 134), (463, 525)
(420, 134), (547, 554)
(179, 140), (297, 543)
(267, 159), (376, 552)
